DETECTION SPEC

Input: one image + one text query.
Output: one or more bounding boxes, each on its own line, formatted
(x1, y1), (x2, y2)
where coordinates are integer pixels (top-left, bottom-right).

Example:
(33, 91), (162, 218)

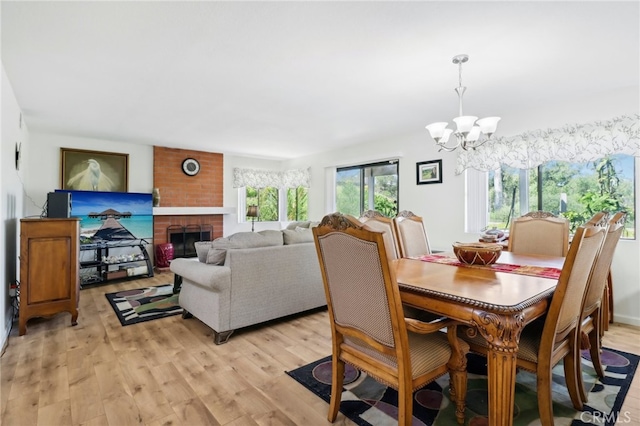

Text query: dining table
(393, 251), (566, 426)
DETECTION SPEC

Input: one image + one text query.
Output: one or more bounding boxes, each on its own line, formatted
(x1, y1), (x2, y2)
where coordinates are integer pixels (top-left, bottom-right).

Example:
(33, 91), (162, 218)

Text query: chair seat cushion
(346, 331), (469, 379)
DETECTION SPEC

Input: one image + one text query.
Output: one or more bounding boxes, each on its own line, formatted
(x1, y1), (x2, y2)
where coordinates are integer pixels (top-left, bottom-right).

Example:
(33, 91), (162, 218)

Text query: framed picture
(416, 159), (442, 185)
(61, 148), (129, 192)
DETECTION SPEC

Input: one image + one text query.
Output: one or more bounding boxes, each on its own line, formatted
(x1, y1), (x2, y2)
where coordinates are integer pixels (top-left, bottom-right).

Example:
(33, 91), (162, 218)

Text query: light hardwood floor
(1, 271), (639, 426)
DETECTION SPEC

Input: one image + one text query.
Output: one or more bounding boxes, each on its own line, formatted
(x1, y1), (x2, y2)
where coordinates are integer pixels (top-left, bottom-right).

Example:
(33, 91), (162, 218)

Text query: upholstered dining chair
(393, 210), (432, 258)
(359, 210), (400, 261)
(360, 210), (440, 322)
(313, 213), (469, 426)
(577, 211), (626, 404)
(508, 210), (570, 257)
(460, 219), (607, 425)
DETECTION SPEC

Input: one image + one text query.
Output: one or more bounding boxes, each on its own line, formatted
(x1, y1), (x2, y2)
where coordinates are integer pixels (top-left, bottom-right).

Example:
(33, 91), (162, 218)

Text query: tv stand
(79, 239), (154, 287)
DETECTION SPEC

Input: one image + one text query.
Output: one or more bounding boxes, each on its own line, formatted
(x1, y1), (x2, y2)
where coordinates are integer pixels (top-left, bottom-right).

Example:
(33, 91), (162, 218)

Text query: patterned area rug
(105, 284), (182, 326)
(287, 348), (638, 426)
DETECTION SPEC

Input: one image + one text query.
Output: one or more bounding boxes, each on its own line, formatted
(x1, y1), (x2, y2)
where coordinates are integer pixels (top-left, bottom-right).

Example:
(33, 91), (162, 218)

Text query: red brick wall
(153, 147), (225, 261)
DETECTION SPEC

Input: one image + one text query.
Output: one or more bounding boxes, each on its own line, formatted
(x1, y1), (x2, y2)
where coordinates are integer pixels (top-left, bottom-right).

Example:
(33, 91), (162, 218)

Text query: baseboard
(613, 314), (640, 328)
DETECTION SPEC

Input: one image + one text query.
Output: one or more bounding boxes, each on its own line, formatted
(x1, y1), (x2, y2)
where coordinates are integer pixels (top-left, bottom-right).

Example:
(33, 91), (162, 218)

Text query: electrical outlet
(9, 283), (17, 297)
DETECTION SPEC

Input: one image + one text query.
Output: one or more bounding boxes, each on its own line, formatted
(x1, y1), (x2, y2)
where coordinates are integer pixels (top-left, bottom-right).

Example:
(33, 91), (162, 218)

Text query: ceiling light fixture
(426, 54), (501, 152)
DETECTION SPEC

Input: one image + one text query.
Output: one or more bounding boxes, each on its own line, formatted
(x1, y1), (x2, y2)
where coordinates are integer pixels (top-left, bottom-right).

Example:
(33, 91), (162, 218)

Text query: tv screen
(56, 190), (153, 243)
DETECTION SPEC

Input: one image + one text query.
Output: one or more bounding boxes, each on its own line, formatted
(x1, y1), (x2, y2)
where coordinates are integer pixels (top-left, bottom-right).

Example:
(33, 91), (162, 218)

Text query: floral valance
(233, 167), (310, 189)
(455, 114), (640, 174)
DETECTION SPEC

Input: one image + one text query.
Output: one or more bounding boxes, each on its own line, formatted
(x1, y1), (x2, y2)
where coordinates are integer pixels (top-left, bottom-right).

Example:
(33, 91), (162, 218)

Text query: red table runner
(414, 254), (562, 280)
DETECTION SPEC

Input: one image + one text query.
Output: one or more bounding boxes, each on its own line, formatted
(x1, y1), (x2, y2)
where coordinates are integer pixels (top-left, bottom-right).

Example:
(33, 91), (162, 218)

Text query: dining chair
(460, 219), (607, 425)
(359, 210), (400, 261)
(507, 210), (570, 257)
(577, 211), (626, 404)
(393, 210), (432, 258)
(360, 210), (440, 321)
(313, 213), (469, 426)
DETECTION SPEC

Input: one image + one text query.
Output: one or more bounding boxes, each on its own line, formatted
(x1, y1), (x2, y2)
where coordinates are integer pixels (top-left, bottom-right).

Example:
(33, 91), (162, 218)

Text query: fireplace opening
(167, 224), (213, 258)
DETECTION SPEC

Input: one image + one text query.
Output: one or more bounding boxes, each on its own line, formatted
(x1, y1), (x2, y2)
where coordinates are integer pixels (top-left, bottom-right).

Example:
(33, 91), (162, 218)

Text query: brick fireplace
(152, 147), (225, 264)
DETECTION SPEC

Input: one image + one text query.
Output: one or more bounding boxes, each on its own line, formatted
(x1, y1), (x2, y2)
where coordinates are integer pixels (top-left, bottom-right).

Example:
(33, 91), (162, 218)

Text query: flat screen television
(55, 189), (153, 244)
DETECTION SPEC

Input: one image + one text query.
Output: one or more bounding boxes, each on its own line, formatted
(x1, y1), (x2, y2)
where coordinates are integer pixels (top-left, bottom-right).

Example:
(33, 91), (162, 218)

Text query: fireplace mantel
(153, 207), (236, 216)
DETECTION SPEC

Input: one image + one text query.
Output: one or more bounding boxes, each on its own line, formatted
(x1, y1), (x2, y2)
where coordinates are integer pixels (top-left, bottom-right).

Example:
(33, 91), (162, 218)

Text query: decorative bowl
(452, 242), (503, 266)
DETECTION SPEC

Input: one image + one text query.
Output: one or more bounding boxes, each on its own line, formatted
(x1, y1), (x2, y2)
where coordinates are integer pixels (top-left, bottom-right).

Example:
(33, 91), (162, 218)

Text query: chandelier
(426, 54), (501, 152)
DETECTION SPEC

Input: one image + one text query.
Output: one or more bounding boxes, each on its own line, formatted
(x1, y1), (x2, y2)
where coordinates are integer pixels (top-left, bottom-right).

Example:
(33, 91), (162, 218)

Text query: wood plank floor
(1, 271), (639, 425)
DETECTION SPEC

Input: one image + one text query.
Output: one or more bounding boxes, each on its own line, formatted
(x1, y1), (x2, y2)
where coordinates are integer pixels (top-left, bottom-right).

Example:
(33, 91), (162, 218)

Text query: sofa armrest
(170, 258), (231, 292)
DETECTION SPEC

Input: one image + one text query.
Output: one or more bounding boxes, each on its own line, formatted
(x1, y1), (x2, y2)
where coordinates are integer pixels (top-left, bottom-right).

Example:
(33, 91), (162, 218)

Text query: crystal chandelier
(426, 54), (501, 152)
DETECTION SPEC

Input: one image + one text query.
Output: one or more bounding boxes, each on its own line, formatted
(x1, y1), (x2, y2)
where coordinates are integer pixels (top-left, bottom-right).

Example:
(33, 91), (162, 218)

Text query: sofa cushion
(285, 220), (320, 230)
(228, 230), (284, 248)
(203, 230), (284, 265)
(194, 241), (213, 263)
(283, 227), (314, 245)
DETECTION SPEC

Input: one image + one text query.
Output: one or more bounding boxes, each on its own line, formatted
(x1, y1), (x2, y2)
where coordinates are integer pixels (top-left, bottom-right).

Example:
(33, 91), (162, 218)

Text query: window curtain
(455, 113), (640, 174)
(233, 167), (310, 189)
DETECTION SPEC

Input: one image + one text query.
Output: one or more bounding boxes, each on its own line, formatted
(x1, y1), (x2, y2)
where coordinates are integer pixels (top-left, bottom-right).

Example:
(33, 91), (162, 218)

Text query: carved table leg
(472, 310), (525, 426)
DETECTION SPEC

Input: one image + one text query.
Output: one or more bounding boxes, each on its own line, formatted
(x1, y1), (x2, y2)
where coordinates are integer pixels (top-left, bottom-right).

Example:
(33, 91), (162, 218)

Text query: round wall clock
(182, 158), (200, 176)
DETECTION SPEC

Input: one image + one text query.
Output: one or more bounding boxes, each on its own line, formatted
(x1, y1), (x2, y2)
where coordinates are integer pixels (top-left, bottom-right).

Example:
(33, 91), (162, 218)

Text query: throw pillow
(286, 221), (311, 230)
(283, 228), (314, 245)
(194, 241), (213, 263)
(205, 248), (227, 265)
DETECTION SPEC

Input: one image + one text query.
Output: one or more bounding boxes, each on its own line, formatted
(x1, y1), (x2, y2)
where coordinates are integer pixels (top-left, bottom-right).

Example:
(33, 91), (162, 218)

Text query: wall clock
(182, 158), (200, 176)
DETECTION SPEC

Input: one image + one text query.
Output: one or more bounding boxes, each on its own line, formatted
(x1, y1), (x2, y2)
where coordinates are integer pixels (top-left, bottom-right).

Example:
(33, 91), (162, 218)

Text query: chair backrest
(507, 211), (569, 256)
(393, 210), (432, 258)
(582, 212), (626, 317)
(541, 220), (607, 346)
(359, 210), (400, 260)
(313, 213), (409, 358)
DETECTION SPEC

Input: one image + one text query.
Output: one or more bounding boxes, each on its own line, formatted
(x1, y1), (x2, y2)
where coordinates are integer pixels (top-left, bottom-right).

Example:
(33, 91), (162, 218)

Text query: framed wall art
(61, 148), (129, 192)
(416, 159), (442, 185)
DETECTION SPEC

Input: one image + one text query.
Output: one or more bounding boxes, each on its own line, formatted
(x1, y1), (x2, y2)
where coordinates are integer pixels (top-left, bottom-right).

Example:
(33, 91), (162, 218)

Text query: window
(246, 186), (279, 222)
(245, 186), (308, 222)
(336, 161), (399, 217)
(488, 154), (635, 238)
(236, 167), (310, 223)
(287, 187), (309, 221)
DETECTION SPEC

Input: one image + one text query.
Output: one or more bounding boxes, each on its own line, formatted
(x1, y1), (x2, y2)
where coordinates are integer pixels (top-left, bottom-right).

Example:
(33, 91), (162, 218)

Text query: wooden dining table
(393, 251), (566, 426)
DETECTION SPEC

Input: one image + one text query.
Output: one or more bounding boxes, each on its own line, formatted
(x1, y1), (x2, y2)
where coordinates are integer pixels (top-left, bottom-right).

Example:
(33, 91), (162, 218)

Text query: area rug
(105, 284), (182, 326)
(287, 348), (638, 426)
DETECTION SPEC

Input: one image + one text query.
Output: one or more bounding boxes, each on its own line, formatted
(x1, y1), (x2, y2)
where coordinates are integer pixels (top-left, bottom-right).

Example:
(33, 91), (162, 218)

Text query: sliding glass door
(336, 160), (399, 218)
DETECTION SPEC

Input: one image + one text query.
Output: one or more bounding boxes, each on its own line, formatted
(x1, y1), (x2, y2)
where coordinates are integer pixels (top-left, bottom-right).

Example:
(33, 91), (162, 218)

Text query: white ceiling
(2, 1), (638, 160)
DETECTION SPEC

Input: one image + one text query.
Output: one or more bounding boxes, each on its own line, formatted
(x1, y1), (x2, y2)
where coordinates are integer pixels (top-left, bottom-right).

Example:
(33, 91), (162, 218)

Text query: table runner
(414, 254), (562, 280)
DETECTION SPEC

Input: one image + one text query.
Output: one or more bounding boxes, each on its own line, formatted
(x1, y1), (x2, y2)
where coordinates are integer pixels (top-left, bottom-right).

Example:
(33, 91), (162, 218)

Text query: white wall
(1, 65), (28, 350)
(25, 133), (154, 217)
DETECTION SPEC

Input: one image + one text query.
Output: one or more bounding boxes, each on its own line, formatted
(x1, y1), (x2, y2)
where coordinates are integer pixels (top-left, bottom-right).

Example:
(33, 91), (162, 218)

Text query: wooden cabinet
(19, 218), (80, 335)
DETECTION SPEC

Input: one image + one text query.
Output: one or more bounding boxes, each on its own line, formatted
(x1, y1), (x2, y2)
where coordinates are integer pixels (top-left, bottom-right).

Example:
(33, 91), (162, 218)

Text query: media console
(79, 239), (154, 287)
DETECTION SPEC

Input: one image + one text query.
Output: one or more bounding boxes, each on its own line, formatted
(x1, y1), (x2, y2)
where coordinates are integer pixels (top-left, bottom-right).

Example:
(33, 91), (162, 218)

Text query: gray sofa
(169, 224), (325, 344)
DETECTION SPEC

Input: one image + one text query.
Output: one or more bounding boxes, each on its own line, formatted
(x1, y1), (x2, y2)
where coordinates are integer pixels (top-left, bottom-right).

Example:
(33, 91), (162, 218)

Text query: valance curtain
(455, 114), (640, 174)
(233, 167), (310, 189)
